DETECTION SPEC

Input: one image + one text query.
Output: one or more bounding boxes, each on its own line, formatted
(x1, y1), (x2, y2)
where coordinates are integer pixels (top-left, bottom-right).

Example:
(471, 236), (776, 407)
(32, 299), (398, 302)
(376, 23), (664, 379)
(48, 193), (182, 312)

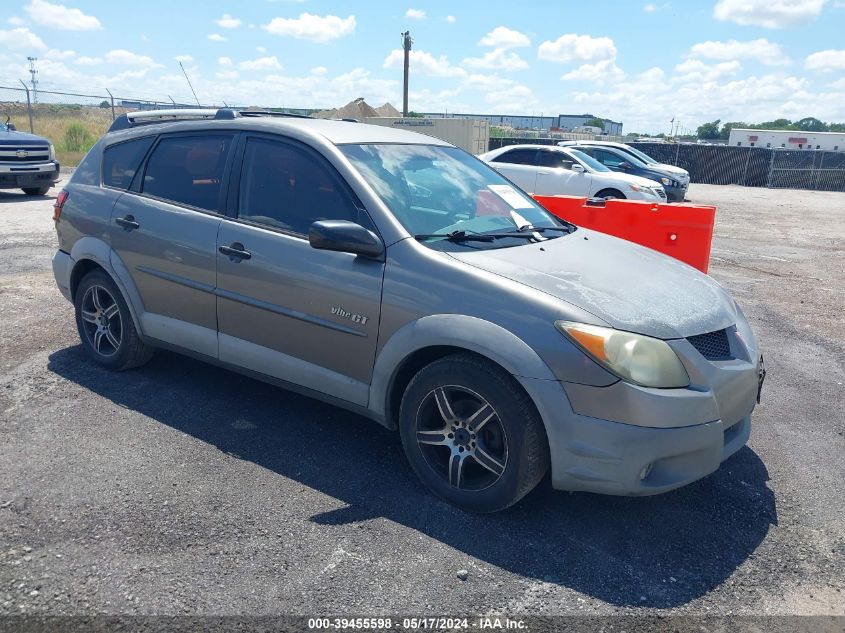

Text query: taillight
(53, 190), (68, 222)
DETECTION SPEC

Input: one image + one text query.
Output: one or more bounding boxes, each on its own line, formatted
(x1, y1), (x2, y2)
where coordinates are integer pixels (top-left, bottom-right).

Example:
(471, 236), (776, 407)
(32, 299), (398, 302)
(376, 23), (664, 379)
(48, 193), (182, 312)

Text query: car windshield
(341, 144), (568, 248)
(567, 149), (611, 172)
(623, 145), (659, 165)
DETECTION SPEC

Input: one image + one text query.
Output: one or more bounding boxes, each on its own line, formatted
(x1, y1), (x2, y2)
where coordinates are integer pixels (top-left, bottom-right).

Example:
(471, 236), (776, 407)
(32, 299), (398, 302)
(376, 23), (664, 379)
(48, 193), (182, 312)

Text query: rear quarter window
(102, 137), (155, 190)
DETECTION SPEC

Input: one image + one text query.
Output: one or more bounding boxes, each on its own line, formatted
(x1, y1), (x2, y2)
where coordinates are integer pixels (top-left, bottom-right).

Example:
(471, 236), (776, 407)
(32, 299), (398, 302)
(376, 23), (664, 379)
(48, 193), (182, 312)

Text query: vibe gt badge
(332, 306), (369, 325)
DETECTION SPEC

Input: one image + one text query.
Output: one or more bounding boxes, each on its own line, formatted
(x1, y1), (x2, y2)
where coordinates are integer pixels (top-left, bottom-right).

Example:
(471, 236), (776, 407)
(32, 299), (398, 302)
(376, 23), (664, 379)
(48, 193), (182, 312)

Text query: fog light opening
(639, 463), (654, 481)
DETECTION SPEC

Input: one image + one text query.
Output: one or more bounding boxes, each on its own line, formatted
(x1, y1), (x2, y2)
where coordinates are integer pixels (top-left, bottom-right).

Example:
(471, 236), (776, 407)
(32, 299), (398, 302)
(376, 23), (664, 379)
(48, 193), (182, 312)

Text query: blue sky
(1, 0), (844, 132)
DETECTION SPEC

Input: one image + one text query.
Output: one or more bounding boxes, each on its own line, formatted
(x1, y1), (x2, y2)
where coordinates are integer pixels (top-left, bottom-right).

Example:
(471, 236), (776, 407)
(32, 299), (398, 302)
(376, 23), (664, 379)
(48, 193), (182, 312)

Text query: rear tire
(22, 186), (50, 196)
(399, 354), (549, 513)
(74, 270), (154, 371)
(594, 188), (626, 200)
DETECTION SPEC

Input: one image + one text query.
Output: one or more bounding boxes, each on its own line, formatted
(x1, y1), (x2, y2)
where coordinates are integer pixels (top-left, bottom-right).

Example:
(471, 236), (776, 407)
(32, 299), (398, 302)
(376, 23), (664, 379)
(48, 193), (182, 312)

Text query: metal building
(728, 128), (845, 152)
(422, 112), (622, 135)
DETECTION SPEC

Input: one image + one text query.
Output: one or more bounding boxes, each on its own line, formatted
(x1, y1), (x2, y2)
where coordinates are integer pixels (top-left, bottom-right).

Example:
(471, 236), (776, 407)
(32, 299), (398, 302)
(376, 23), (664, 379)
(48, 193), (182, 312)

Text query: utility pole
(401, 31), (412, 117)
(27, 56), (38, 104)
(179, 61), (201, 107)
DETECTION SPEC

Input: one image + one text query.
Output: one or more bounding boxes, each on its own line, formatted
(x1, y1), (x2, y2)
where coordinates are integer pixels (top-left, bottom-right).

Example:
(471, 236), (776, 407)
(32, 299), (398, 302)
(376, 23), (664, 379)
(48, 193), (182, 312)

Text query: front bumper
(0, 161), (60, 189)
(517, 333), (761, 496)
(664, 183), (688, 202)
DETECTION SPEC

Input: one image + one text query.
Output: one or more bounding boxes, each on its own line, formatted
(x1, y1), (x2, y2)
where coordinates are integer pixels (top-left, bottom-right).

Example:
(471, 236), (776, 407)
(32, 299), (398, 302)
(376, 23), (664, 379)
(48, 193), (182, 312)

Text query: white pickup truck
(1, 118), (60, 195)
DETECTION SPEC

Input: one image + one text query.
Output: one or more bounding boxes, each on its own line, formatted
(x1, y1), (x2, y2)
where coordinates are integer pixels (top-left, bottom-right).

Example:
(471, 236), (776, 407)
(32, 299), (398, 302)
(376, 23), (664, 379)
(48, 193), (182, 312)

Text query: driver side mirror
(618, 161), (631, 170)
(571, 164), (585, 173)
(309, 220), (384, 259)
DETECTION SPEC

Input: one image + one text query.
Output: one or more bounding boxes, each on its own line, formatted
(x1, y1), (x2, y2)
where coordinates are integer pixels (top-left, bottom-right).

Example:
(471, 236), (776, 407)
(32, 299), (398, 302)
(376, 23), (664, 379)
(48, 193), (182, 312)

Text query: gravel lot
(0, 181), (843, 623)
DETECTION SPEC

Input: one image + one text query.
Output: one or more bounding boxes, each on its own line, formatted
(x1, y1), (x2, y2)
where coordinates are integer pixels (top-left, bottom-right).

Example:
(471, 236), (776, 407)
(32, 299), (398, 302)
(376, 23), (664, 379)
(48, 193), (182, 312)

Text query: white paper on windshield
(487, 184), (534, 209)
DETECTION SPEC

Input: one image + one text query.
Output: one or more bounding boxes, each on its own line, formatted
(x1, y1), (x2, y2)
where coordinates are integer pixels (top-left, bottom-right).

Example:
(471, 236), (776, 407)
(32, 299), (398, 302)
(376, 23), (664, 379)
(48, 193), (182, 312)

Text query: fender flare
(369, 314), (557, 425)
(69, 237), (145, 336)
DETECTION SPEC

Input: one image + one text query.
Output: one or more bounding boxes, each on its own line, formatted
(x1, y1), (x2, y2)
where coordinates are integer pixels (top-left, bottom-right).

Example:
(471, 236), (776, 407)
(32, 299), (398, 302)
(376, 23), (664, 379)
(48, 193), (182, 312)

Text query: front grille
(0, 145), (50, 163)
(687, 328), (732, 360)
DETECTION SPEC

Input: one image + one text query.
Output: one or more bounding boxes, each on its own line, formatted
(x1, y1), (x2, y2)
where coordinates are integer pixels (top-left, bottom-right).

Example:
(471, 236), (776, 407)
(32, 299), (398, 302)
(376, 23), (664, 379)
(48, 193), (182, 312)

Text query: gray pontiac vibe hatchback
(52, 109), (765, 512)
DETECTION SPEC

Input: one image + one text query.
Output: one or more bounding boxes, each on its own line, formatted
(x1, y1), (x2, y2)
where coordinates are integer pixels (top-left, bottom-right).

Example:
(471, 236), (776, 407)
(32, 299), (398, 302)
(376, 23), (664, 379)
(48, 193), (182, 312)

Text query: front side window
(142, 135), (232, 211)
(341, 144), (567, 249)
(238, 138), (360, 235)
(102, 137), (154, 190)
(537, 150), (574, 169)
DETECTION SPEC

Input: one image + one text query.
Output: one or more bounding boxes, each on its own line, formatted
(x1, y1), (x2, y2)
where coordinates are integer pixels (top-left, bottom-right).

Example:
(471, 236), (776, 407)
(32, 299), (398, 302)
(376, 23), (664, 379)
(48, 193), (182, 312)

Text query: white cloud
(0, 27), (47, 51)
(175, 54), (194, 63)
(714, 0), (827, 28)
(446, 15), (456, 23)
(538, 33), (617, 64)
(256, 46), (266, 53)
(24, 0), (100, 30)
(263, 13), (355, 42)
(462, 48), (529, 72)
(311, 66), (328, 75)
(74, 55), (102, 66)
(675, 59), (743, 82)
(483, 84), (538, 113)
(105, 49), (162, 69)
(478, 26), (530, 49)
(383, 48), (466, 78)
(644, 2), (671, 11)
(561, 59), (625, 82)
(218, 56), (233, 66)
(405, 8), (426, 19)
(7, 16), (25, 26)
(45, 47), (74, 60)
(239, 55), (283, 71)
(805, 49), (845, 71)
(216, 70), (239, 80)
(208, 33), (226, 42)
(688, 38), (790, 66)
(215, 13), (242, 29)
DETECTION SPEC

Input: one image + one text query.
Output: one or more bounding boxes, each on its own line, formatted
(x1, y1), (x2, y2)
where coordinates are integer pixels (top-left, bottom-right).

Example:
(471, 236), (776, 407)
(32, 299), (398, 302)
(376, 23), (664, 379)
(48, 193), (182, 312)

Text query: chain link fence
(485, 137), (845, 192)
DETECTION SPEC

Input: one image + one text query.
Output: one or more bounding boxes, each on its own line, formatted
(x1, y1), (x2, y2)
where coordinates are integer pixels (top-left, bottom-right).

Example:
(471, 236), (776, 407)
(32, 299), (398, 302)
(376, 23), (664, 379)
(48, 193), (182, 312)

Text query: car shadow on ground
(0, 190), (57, 203)
(48, 345), (777, 608)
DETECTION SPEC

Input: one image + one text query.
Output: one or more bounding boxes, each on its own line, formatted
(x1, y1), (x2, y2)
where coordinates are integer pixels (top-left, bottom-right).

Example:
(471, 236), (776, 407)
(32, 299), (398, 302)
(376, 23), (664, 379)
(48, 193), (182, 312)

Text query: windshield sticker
(487, 184), (534, 209)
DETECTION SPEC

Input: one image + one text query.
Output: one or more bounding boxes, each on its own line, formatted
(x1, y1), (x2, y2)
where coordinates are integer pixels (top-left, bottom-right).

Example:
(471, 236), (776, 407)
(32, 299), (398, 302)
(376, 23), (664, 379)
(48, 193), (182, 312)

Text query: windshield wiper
(515, 223), (577, 234)
(414, 230), (541, 243)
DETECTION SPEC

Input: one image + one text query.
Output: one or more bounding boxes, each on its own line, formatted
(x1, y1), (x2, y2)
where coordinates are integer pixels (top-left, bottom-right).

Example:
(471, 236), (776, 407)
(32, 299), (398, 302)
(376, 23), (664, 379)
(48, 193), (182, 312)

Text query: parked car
(52, 109), (764, 512)
(479, 144), (666, 201)
(0, 117), (60, 195)
(559, 140), (689, 202)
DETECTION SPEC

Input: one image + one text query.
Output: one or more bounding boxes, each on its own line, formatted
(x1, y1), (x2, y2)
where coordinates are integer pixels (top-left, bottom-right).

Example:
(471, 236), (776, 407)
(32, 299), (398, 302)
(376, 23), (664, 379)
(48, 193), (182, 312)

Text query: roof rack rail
(236, 110), (313, 120)
(108, 108), (238, 132)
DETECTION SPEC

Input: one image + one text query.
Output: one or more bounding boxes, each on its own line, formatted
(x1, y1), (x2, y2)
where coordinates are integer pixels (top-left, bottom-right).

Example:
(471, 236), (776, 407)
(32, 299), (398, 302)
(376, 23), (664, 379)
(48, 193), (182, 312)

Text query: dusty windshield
(341, 144), (568, 248)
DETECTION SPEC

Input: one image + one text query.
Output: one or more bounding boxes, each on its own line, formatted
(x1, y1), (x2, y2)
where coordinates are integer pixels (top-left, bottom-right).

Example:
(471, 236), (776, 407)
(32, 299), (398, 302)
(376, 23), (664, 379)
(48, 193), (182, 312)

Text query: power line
(179, 61), (201, 107)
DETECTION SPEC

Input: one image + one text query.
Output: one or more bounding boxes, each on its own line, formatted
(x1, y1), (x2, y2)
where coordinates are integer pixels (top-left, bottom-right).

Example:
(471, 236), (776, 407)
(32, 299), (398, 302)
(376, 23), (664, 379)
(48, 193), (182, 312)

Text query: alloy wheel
(80, 285), (123, 357)
(415, 385), (508, 491)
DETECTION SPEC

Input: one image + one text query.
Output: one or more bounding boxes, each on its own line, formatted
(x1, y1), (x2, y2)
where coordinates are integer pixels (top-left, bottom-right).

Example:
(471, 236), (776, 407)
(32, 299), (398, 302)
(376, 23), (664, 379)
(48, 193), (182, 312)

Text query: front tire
(74, 270), (153, 371)
(399, 354), (549, 513)
(594, 188), (626, 200)
(22, 186), (51, 196)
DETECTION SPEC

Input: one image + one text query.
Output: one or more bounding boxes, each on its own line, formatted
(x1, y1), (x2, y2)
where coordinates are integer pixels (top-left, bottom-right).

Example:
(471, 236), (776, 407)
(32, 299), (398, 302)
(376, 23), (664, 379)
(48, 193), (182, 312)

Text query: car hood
(601, 170), (663, 189)
(448, 229), (736, 339)
(656, 163), (690, 180)
(0, 129), (50, 145)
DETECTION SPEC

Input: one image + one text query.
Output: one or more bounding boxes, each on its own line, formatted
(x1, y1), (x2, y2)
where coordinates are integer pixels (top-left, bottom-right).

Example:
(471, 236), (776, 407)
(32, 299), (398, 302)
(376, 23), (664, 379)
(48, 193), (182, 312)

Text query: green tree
(584, 117), (606, 129)
(829, 123), (845, 133)
(719, 121), (748, 140)
(99, 100), (110, 108)
(756, 118), (792, 130)
(696, 119), (721, 140)
(793, 117), (828, 132)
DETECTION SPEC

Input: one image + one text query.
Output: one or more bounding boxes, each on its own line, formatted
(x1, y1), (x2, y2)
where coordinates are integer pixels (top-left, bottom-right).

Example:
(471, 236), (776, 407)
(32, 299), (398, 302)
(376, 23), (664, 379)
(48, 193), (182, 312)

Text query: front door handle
(219, 243), (251, 261)
(115, 215), (140, 231)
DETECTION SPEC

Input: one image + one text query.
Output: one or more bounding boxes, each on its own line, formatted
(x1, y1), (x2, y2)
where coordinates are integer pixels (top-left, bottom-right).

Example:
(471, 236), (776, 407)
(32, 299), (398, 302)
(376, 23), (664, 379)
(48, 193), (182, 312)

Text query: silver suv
(52, 109), (764, 512)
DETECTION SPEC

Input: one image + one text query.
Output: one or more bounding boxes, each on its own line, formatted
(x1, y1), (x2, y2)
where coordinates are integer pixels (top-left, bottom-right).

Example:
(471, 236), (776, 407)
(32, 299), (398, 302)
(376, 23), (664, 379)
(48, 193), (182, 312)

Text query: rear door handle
(537, 171), (550, 176)
(115, 215), (140, 231)
(219, 243), (251, 261)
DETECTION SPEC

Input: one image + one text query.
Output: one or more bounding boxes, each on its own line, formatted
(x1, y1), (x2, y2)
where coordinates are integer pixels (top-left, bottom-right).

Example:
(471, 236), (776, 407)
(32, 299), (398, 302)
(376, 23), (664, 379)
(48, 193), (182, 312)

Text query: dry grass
(4, 103), (126, 166)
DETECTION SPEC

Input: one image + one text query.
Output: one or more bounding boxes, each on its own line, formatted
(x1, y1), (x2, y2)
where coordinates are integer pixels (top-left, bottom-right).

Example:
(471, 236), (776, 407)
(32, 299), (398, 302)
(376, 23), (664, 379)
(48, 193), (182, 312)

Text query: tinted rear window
(492, 149), (536, 165)
(102, 137), (154, 190)
(142, 135), (232, 212)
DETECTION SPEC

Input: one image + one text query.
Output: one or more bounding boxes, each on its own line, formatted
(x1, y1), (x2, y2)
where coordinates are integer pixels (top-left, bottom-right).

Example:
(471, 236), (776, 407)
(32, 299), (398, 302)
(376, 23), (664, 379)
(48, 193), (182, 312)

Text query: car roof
(107, 110), (451, 147)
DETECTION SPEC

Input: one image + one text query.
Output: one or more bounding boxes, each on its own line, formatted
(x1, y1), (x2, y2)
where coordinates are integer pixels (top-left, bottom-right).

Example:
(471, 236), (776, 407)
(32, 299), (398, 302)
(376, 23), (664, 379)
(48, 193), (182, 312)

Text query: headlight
(49, 143), (56, 161)
(555, 321), (690, 388)
(659, 176), (677, 187)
